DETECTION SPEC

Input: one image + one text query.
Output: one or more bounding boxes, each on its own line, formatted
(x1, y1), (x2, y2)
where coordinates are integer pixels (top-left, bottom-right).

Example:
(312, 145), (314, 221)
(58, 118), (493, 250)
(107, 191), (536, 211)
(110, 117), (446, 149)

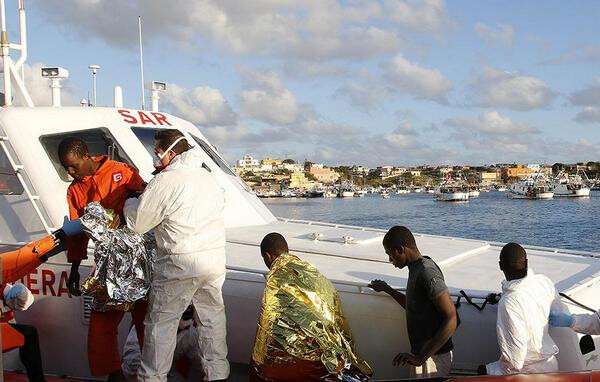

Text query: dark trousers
(10, 323), (45, 382)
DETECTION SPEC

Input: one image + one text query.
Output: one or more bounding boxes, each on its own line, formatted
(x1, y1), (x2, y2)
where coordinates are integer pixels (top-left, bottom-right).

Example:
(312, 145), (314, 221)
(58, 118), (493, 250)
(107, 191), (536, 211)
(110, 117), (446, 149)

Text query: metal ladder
(0, 133), (54, 234)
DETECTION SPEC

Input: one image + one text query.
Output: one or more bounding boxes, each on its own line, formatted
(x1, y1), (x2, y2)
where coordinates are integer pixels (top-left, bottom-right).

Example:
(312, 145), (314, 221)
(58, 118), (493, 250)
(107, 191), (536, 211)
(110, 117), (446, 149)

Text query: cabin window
(0, 149), (24, 195)
(40, 128), (134, 182)
(188, 135), (236, 177)
(131, 127), (236, 177)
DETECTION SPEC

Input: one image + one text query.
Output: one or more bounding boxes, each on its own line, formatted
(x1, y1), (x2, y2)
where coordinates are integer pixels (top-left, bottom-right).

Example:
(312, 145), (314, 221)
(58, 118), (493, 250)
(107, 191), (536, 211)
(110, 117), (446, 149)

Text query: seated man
(486, 243), (560, 375)
(250, 232), (372, 382)
(369, 226), (457, 378)
(2, 283), (45, 382)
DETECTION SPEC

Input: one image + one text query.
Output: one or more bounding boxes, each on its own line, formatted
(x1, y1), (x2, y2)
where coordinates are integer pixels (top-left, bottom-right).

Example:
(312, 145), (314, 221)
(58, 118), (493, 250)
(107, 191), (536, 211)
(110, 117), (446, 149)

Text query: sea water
(264, 190), (600, 252)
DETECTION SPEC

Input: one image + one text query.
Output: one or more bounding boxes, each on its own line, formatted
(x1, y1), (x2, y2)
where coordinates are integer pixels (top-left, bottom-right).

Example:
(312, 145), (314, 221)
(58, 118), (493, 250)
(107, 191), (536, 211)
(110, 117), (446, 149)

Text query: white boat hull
(468, 191), (480, 198)
(340, 191), (354, 198)
(510, 191), (554, 200)
(435, 192), (469, 202)
(553, 185), (591, 197)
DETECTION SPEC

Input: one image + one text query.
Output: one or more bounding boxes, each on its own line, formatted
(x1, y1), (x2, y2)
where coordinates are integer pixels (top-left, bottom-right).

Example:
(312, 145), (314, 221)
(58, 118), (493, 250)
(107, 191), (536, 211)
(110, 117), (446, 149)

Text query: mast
(138, 16), (145, 110)
(0, 0), (33, 106)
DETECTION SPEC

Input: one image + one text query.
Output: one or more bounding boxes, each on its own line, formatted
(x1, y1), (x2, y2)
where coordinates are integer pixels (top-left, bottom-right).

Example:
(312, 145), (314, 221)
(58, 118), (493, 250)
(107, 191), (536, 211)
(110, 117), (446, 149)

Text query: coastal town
(234, 154), (600, 199)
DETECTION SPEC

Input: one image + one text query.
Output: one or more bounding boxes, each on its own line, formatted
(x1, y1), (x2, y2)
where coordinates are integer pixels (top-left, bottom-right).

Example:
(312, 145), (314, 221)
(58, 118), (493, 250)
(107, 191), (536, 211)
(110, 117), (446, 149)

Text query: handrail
(225, 264), (492, 300)
(0, 138), (53, 234)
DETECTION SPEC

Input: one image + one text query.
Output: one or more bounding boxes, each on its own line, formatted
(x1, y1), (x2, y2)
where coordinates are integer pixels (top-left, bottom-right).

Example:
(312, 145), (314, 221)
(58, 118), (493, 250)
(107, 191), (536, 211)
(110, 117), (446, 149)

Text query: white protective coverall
(124, 147), (229, 382)
(570, 311), (600, 335)
(122, 319), (203, 382)
(486, 270), (560, 375)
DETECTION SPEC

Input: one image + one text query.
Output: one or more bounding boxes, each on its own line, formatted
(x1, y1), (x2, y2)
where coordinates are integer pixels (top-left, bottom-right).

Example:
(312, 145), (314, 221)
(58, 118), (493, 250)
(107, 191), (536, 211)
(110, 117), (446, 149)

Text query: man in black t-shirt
(369, 226), (458, 378)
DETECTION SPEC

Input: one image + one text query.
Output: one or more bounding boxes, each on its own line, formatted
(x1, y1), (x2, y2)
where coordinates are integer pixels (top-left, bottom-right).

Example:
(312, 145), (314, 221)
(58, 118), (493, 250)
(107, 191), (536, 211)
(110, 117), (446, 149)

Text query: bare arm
(418, 291), (457, 360)
(369, 279), (406, 308)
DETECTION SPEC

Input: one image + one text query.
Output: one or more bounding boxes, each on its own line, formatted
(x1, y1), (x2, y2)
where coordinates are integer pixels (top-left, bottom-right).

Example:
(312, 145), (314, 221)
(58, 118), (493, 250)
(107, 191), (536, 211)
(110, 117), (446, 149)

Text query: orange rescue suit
(65, 155), (147, 376)
(66, 155), (145, 262)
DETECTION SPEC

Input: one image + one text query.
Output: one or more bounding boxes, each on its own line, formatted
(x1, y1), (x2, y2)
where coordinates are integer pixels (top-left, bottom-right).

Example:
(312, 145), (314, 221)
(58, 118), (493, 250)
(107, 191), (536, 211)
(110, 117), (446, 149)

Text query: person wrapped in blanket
(250, 232), (372, 382)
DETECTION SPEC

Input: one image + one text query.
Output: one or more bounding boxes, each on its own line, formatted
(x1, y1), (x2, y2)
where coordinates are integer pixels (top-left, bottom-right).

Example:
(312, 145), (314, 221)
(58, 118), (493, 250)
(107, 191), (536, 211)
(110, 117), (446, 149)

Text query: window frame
(39, 127), (135, 182)
(130, 127), (237, 177)
(0, 149), (24, 195)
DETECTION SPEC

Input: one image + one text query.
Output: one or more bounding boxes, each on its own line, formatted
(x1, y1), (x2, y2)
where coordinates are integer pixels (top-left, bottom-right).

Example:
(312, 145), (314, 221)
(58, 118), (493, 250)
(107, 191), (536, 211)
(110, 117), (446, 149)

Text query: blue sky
(6, 0), (600, 166)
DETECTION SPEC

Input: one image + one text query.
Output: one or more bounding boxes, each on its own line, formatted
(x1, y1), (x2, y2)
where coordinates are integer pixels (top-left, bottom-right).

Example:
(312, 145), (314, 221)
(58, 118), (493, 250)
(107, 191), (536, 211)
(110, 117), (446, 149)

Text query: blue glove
(61, 217), (83, 236)
(4, 284), (27, 301)
(549, 311), (574, 328)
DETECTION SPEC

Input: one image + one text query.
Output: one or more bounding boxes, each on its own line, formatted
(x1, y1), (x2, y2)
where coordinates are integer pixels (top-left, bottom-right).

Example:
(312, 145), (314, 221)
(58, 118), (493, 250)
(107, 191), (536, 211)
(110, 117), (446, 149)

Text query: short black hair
(383, 226), (417, 250)
(154, 129), (191, 155)
(500, 242), (527, 272)
(58, 137), (89, 161)
(260, 232), (289, 257)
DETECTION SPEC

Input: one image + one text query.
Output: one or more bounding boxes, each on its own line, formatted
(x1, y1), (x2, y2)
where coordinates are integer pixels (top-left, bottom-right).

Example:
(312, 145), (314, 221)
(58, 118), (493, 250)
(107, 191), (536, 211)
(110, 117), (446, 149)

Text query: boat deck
(226, 218), (600, 299)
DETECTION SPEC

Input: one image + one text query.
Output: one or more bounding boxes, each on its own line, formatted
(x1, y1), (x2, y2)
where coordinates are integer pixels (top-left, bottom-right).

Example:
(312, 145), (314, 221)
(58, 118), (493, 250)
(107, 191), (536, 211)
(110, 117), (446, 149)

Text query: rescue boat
(1, 3), (600, 380)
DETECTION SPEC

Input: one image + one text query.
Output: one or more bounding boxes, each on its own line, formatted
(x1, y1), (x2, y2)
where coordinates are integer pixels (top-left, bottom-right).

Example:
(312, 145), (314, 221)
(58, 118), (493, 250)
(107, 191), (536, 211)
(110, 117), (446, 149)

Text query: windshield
(131, 127), (236, 177)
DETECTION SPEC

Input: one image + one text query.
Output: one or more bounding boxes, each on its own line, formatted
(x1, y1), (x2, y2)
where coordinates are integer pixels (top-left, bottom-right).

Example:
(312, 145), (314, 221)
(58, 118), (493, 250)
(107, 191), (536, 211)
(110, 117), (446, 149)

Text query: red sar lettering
(21, 269), (71, 298)
(118, 109), (172, 126)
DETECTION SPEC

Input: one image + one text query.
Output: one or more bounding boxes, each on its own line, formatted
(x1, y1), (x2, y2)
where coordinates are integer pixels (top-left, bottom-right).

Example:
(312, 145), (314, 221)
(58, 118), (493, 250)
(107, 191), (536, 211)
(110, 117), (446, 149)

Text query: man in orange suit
(58, 137), (147, 381)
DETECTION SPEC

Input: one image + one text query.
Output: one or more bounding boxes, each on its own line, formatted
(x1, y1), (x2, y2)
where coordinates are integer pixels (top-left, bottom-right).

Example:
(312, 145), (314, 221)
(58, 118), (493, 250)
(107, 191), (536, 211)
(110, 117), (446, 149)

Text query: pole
(138, 16), (145, 110)
(1, 0), (12, 106)
(92, 72), (97, 106)
(50, 78), (61, 107)
(151, 89), (159, 111)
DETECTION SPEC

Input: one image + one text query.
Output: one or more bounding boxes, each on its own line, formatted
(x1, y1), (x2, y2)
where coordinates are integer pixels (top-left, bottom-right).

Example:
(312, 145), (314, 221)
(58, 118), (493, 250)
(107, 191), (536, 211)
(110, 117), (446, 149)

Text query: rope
(559, 292), (597, 313)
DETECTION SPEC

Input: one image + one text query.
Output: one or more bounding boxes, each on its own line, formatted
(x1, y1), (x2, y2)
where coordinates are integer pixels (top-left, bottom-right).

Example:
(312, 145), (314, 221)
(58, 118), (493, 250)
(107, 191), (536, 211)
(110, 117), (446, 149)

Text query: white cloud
(541, 44), (600, 65)
(334, 82), (391, 113)
(239, 69), (299, 125)
(282, 62), (347, 78)
(570, 79), (600, 124)
(385, 0), (454, 34)
(163, 84), (237, 127)
(474, 22), (515, 47)
(470, 67), (556, 110)
(37, 1), (409, 64)
(570, 78), (600, 107)
(574, 107), (600, 124)
(445, 111), (538, 135)
(383, 54), (452, 103)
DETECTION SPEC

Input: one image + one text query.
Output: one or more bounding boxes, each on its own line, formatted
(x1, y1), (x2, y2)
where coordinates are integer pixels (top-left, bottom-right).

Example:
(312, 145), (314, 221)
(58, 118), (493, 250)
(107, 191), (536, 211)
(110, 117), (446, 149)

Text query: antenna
(138, 16), (145, 110)
(0, 0), (33, 106)
(88, 64), (100, 106)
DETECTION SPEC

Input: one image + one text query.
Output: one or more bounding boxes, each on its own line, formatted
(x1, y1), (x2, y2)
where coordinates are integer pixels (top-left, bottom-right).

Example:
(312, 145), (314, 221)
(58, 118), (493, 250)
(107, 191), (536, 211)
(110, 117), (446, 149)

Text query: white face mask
(153, 136), (186, 168)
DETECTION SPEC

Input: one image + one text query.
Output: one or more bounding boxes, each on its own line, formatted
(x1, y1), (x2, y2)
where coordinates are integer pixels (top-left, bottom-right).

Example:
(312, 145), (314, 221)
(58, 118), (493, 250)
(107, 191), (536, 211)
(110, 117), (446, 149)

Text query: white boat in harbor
(396, 186), (410, 195)
(434, 183), (469, 202)
(413, 186), (423, 193)
(552, 172), (591, 197)
(468, 187), (480, 198)
(355, 189), (367, 197)
(2, 5), (600, 380)
(338, 189), (355, 198)
(280, 189), (297, 198)
(509, 175), (554, 199)
(496, 185), (508, 192)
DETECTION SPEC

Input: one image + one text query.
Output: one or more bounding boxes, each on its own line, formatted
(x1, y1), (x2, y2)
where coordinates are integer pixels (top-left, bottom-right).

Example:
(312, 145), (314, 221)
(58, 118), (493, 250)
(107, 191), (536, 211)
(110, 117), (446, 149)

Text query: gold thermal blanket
(252, 253), (372, 377)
